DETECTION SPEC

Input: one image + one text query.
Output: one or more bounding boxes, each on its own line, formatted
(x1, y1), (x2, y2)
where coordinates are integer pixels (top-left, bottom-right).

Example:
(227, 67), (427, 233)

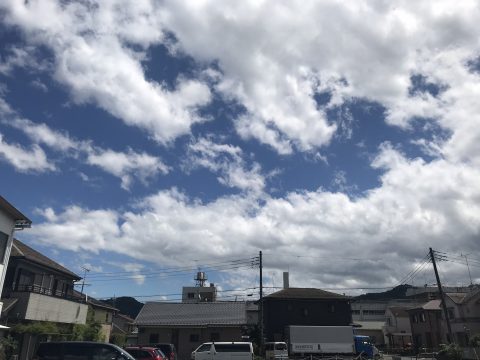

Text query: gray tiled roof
(265, 288), (349, 300)
(135, 302), (247, 326)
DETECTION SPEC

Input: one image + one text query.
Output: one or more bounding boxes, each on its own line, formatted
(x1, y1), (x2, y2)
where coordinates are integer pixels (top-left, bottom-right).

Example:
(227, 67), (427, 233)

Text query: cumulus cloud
(1, 99), (169, 189)
(0, 133), (55, 172)
(184, 137), (265, 194)
(86, 148), (169, 190)
(1, 0), (212, 144)
(158, 0), (480, 155)
(28, 144), (480, 289)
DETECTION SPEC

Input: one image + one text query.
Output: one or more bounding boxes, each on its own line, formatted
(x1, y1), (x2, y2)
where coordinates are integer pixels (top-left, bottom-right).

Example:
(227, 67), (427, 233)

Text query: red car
(125, 346), (166, 360)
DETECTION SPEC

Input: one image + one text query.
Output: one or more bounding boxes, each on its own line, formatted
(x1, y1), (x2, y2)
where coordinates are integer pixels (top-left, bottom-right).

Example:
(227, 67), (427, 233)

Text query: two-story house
(1, 239), (88, 360)
(262, 287), (352, 342)
(0, 196), (31, 316)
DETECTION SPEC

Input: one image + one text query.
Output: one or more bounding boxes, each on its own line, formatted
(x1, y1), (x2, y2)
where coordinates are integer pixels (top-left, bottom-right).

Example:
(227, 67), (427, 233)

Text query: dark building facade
(262, 288), (352, 342)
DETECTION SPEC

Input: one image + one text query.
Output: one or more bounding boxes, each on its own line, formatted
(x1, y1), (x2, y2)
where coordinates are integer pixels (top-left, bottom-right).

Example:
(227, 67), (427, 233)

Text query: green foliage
(12, 321), (59, 335)
(110, 333), (126, 346)
(470, 333), (480, 347)
(70, 307), (104, 342)
(437, 343), (463, 360)
(0, 335), (18, 360)
(71, 322), (103, 342)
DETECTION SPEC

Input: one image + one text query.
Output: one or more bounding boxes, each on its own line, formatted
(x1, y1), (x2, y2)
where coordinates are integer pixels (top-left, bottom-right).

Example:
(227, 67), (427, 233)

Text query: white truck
(287, 326), (378, 358)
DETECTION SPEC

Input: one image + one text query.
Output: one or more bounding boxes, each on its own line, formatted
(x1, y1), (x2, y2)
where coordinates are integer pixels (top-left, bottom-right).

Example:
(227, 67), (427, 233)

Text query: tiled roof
(387, 306), (410, 317)
(135, 302), (247, 326)
(265, 288), (349, 300)
(408, 300), (441, 311)
(11, 239), (80, 280)
(447, 293), (468, 304)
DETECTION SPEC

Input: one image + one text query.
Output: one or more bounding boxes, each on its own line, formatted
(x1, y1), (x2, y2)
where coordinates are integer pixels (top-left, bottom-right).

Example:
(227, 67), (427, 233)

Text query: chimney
(283, 272), (289, 289)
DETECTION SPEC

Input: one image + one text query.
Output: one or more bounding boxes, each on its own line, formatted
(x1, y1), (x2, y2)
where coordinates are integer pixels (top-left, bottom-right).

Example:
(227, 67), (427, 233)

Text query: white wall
(0, 209), (15, 314)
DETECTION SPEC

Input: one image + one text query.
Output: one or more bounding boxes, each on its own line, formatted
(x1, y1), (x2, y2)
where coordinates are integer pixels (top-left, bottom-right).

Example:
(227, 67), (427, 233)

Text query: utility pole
(429, 247), (453, 343)
(461, 253), (473, 286)
(80, 266), (90, 294)
(259, 250), (264, 355)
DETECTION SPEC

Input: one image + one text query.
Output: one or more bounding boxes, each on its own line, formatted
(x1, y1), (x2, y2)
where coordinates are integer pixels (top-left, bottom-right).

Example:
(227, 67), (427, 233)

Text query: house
(135, 301), (248, 360)
(383, 306), (414, 349)
(262, 287), (352, 342)
(111, 312), (135, 341)
(444, 288), (480, 346)
(407, 300), (444, 352)
(1, 239), (89, 360)
(85, 295), (118, 342)
(0, 196), (31, 316)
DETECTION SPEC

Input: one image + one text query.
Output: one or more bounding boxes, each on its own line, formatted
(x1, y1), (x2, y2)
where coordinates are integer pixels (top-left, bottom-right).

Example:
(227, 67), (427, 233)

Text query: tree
(437, 343), (463, 360)
(0, 335), (18, 360)
(71, 308), (104, 342)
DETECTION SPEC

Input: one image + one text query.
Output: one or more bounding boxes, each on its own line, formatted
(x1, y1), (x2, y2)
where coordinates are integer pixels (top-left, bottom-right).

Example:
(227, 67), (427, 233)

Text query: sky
(1, 0), (480, 302)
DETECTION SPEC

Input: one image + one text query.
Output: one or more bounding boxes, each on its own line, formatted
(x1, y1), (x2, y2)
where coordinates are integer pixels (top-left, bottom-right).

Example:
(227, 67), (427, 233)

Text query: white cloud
(28, 144), (480, 289)
(9, 118), (79, 152)
(0, 133), (55, 172)
(2, 0), (212, 144)
(86, 148), (169, 190)
(1, 98), (169, 189)
(157, 0), (480, 155)
(185, 137), (265, 193)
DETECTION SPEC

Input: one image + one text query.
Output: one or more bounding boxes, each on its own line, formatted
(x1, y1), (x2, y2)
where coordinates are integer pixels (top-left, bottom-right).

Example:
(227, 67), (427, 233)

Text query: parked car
(191, 342), (254, 360)
(34, 341), (136, 360)
(125, 346), (166, 360)
(154, 343), (177, 360)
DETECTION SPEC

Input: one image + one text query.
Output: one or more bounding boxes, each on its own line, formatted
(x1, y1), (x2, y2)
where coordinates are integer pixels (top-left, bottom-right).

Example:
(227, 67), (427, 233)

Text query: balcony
(6, 285), (88, 324)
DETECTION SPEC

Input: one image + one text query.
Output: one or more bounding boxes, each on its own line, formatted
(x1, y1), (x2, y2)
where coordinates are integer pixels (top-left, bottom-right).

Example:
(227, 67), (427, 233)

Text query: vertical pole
(80, 266), (90, 294)
(461, 253), (473, 286)
(429, 247), (453, 343)
(259, 251), (264, 355)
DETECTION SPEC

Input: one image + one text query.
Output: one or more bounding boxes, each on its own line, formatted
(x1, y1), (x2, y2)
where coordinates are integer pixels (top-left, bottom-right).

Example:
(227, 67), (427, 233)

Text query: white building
(0, 195), (31, 315)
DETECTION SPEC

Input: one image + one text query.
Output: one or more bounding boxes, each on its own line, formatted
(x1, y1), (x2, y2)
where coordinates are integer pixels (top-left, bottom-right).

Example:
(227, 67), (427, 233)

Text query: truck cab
(354, 336), (379, 359)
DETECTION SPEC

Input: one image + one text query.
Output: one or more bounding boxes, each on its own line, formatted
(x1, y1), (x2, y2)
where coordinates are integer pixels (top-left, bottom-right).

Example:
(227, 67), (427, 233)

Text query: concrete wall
(13, 291), (88, 324)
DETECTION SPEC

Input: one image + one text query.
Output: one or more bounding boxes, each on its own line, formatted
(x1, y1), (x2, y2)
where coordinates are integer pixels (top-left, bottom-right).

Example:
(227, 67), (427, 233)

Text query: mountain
(102, 296), (144, 319)
(354, 284), (413, 300)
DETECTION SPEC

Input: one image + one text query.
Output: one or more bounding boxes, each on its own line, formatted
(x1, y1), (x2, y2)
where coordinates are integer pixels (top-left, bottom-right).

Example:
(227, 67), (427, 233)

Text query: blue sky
(1, 1), (480, 301)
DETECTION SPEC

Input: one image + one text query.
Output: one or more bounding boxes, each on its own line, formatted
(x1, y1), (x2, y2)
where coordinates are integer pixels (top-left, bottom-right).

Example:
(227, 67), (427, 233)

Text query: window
(210, 332), (220, 341)
(420, 312), (426, 322)
(352, 310), (360, 315)
(92, 346), (121, 360)
(149, 333), (159, 344)
(196, 344), (211, 353)
(190, 334), (199, 342)
(63, 343), (90, 360)
(0, 231), (9, 264)
(329, 304), (335, 313)
(214, 344), (251, 352)
(447, 308), (455, 319)
(188, 292), (195, 299)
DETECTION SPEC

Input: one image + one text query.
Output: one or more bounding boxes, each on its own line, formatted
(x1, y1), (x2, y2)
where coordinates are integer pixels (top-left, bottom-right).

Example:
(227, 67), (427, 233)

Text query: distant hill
(102, 296), (144, 319)
(354, 284), (413, 300)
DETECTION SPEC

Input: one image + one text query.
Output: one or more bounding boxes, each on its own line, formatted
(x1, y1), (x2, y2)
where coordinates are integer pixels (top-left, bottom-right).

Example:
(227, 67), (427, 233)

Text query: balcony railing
(12, 284), (83, 303)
